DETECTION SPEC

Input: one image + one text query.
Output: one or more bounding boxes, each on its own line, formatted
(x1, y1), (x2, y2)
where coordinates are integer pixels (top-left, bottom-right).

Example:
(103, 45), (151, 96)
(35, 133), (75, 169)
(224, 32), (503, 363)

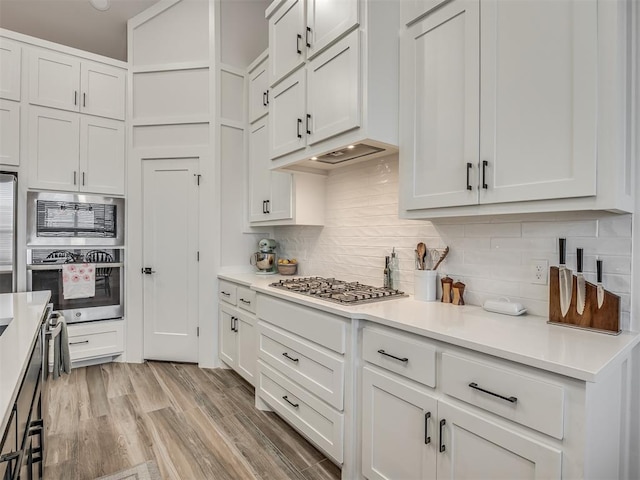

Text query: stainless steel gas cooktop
(270, 277), (406, 305)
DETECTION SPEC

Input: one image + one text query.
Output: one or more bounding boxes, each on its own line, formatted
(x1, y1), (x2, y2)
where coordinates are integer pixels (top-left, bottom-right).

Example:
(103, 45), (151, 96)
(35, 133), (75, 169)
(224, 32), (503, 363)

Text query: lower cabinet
(66, 320), (124, 365)
(362, 366), (562, 480)
(219, 304), (256, 386)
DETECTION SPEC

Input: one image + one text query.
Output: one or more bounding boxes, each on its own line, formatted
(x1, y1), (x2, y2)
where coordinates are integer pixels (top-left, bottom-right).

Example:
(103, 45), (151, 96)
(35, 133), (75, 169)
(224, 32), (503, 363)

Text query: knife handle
(577, 248), (583, 273)
(597, 259), (603, 283)
(559, 238), (566, 265)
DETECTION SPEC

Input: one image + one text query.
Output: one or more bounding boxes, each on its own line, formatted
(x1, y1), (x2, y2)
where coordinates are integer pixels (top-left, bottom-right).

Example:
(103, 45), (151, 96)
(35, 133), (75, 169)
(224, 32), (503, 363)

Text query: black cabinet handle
(74, 90), (78, 106)
(439, 419), (446, 452)
(377, 349), (408, 363)
(262, 200), (267, 214)
(306, 114), (311, 135)
(282, 352), (299, 363)
(82, 172), (85, 186)
(482, 160), (488, 189)
(466, 162), (472, 191)
(424, 412), (431, 444)
(263, 92), (267, 106)
(282, 395), (299, 408)
(297, 118), (302, 138)
(468, 382), (517, 403)
(73, 171), (77, 185)
(240, 298), (251, 305)
(220, 291), (230, 296)
(306, 27), (312, 48)
(266, 90), (269, 105)
(266, 200), (270, 214)
(296, 34), (302, 54)
(69, 340), (89, 345)
(83, 92), (86, 107)
(230, 316), (236, 332)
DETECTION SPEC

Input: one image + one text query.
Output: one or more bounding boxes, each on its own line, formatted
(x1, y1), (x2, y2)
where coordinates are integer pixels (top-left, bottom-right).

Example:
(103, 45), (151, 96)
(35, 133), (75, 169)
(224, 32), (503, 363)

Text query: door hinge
(197, 327), (200, 337)
(194, 174), (201, 186)
(197, 251), (200, 261)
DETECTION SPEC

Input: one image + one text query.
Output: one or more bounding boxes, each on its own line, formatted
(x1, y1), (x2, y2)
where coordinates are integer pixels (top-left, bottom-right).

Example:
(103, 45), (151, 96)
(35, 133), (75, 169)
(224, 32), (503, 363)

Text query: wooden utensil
(416, 243), (426, 270)
(432, 246), (449, 271)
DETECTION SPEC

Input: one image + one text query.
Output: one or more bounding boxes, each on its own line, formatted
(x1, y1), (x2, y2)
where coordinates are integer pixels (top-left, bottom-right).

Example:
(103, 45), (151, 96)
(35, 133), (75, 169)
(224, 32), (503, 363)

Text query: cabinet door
(0, 100), (20, 166)
(479, 0), (597, 204)
(80, 61), (126, 120)
(306, 0), (358, 59)
(79, 116), (125, 195)
(28, 106), (79, 191)
(236, 313), (256, 386)
(437, 402), (562, 480)
(306, 29), (360, 146)
(362, 366), (437, 480)
(29, 49), (80, 112)
(269, 0), (305, 86)
(249, 118), (273, 222)
(249, 57), (269, 124)
(267, 170), (293, 221)
(219, 307), (237, 368)
(269, 68), (306, 159)
(399, 0), (480, 211)
(0, 38), (21, 101)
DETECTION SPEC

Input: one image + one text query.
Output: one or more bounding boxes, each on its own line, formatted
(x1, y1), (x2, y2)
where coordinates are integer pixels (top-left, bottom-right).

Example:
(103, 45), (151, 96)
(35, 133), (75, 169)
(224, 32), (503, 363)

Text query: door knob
(141, 267), (156, 274)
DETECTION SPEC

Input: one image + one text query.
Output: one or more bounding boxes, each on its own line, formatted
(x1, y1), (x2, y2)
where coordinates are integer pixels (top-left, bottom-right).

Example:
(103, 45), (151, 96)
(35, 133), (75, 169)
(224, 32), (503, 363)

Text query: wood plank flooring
(45, 362), (342, 480)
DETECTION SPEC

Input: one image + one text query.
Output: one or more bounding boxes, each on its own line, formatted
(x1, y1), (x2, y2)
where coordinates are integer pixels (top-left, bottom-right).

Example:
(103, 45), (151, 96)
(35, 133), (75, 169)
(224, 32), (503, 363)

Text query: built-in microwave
(26, 191), (124, 247)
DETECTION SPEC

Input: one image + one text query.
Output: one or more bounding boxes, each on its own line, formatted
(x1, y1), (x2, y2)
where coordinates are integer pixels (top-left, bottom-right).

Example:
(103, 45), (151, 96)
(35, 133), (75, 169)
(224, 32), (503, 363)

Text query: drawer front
(67, 321), (124, 362)
(441, 353), (565, 440)
(258, 361), (344, 463)
(237, 287), (256, 313)
(362, 327), (436, 388)
(258, 321), (344, 410)
(257, 294), (347, 353)
(219, 281), (237, 305)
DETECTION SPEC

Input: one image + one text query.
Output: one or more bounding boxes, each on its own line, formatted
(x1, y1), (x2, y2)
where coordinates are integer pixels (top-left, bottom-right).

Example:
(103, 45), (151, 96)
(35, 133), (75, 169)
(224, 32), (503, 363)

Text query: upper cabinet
(400, 0), (634, 218)
(0, 38), (21, 101)
(248, 52), (270, 124)
(266, 0), (399, 174)
(29, 49), (125, 120)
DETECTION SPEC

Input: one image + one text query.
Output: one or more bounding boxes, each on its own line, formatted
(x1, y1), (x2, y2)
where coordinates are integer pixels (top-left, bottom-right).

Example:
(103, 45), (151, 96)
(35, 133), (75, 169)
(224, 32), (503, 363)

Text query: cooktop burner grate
(270, 277), (406, 305)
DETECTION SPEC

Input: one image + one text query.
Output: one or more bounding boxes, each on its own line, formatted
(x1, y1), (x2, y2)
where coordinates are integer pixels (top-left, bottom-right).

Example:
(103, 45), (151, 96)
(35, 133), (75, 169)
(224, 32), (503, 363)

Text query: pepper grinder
(441, 276), (453, 303)
(452, 281), (466, 305)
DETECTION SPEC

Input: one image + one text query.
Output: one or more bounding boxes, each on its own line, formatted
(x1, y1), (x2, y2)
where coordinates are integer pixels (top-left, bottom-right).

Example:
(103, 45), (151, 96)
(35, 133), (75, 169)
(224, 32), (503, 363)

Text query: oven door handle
(28, 262), (124, 270)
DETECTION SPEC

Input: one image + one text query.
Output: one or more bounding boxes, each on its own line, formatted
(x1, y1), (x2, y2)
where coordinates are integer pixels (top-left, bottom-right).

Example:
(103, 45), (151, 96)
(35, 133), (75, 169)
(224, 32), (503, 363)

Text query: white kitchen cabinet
(0, 100), (20, 166)
(0, 38), (21, 101)
(248, 53), (269, 124)
(267, 0), (357, 87)
(269, 69), (306, 159)
(400, 0), (633, 217)
(28, 106), (125, 195)
(66, 320), (124, 365)
(29, 49), (125, 120)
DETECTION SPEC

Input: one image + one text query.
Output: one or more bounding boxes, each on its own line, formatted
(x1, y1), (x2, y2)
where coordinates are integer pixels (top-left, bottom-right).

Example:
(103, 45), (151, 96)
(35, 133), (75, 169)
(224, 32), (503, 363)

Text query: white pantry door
(143, 158), (199, 362)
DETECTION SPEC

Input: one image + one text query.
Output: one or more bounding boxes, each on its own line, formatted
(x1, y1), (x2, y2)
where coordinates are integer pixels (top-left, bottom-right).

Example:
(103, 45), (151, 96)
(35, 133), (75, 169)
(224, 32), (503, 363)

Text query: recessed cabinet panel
(306, 0), (358, 59)
(0, 100), (20, 166)
(28, 106), (79, 191)
(80, 116), (125, 195)
(236, 313), (257, 385)
(221, 69), (245, 123)
(249, 57), (269, 124)
(401, 0), (450, 25)
(268, 169), (293, 221)
(400, 0), (480, 210)
(268, 0), (305, 86)
(133, 123), (209, 149)
(269, 69), (306, 158)
(249, 119), (274, 222)
(0, 38), (21, 101)
(29, 49), (81, 112)
(80, 62), (126, 120)
(479, 0), (597, 204)
(306, 30), (360, 146)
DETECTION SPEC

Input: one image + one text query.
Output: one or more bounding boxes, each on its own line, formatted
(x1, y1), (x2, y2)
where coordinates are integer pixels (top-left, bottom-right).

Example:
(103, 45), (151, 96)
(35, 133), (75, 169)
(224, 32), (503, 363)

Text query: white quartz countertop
(0, 291), (51, 434)
(218, 273), (640, 382)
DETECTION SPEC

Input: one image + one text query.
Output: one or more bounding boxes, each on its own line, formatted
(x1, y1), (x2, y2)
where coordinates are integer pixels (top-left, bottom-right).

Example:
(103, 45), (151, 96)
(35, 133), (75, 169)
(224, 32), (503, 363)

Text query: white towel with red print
(62, 263), (95, 299)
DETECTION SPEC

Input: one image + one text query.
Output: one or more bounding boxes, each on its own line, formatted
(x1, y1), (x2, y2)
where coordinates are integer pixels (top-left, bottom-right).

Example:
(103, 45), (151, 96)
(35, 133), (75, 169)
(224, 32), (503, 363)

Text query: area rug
(95, 461), (161, 480)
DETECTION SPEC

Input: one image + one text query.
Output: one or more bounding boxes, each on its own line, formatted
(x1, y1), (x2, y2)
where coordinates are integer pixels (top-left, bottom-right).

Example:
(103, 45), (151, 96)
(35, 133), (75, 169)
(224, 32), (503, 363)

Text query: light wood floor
(45, 361), (342, 480)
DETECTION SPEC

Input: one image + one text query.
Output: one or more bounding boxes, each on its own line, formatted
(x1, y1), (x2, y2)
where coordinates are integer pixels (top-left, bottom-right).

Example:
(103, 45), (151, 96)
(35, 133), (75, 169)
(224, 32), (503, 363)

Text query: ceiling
(0, 0), (161, 61)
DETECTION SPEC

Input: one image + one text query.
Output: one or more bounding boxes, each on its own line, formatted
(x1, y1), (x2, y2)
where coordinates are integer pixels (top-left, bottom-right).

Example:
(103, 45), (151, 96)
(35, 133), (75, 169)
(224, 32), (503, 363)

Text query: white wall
(274, 155), (633, 328)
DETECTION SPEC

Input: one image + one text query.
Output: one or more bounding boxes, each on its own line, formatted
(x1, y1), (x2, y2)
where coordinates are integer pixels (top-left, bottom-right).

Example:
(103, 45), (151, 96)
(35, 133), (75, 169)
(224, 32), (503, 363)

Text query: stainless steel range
(270, 277), (406, 305)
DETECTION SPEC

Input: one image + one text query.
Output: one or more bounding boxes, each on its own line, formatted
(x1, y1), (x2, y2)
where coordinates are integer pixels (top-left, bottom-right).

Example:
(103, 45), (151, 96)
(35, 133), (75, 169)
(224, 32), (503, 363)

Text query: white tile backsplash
(273, 155), (632, 329)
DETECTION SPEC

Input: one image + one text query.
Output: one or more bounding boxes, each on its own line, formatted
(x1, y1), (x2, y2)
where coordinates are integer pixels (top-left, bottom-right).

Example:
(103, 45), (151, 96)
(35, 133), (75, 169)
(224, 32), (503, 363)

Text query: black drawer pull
(297, 118), (302, 138)
(377, 349), (408, 363)
(221, 291), (230, 296)
(439, 419), (446, 452)
(69, 340), (89, 345)
(466, 162), (472, 191)
(296, 34), (302, 54)
(240, 298), (251, 305)
(482, 160), (488, 189)
(424, 411), (431, 444)
(282, 395), (299, 408)
(468, 382), (517, 404)
(282, 352), (299, 363)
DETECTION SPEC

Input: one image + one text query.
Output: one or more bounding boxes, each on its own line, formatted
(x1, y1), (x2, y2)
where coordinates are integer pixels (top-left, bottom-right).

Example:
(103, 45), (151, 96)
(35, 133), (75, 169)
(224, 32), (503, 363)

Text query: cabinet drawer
(257, 294), (346, 353)
(218, 281), (237, 305)
(237, 287), (256, 313)
(441, 353), (565, 440)
(67, 320), (124, 362)
(362, 327), (436, 388)
(258, 321), (344, 410)
(258, 361), (344, 463)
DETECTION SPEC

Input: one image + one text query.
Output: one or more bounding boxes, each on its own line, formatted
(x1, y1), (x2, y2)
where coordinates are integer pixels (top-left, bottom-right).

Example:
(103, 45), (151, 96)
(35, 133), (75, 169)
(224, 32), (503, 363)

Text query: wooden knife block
(548, 266), (620, 334)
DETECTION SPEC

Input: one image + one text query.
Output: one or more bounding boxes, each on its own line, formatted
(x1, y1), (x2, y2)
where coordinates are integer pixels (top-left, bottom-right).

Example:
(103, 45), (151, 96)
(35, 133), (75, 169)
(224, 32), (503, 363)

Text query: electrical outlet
(532, 259), (548, 285)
